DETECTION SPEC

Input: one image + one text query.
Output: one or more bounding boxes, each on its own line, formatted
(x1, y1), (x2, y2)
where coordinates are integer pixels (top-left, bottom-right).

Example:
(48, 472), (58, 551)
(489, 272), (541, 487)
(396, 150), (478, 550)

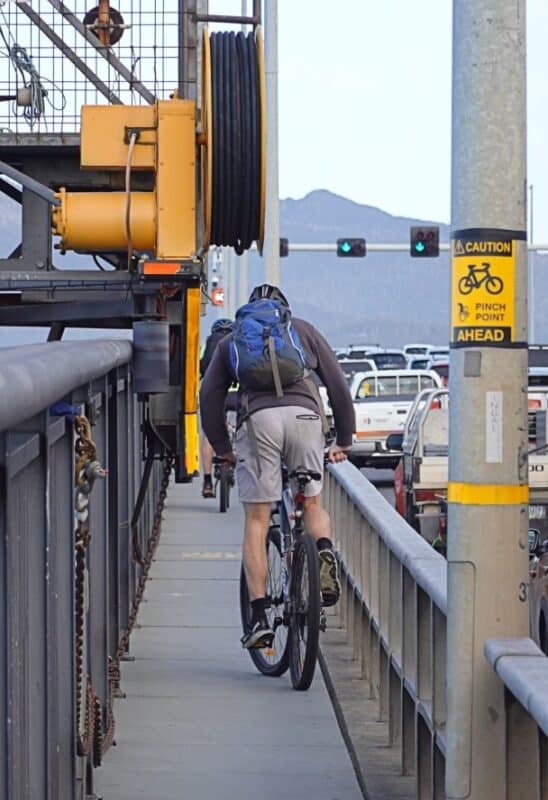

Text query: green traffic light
(414, 241), (425, 253)
(340, 241), (351, 254)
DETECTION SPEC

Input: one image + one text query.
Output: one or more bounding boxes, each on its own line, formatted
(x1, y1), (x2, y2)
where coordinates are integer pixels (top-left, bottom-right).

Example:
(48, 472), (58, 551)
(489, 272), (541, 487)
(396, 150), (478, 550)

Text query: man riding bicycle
(199, 284), (355, 649)
(199, 317), (234, 498)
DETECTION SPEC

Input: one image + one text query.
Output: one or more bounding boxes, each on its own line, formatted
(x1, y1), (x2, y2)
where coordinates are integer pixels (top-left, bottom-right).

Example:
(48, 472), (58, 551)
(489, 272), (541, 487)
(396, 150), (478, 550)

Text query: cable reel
(200, 28), (266, 254)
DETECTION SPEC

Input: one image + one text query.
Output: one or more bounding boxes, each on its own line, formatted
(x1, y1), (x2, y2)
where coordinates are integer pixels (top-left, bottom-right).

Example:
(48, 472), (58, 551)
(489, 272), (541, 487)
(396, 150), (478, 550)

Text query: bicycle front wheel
(219, 467), (230, 513)
(239, 526), (290, 677)
(486, 276), (503, 295)
(289, 533), (321, 691)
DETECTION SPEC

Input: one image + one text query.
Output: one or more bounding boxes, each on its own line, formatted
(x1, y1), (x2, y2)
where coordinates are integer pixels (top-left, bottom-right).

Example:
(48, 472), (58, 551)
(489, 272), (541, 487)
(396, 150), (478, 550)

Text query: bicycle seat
(288, 467), (322, 483)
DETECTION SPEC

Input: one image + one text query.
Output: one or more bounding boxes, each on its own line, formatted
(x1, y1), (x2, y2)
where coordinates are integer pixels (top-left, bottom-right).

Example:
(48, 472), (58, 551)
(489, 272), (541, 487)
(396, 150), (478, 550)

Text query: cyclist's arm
(303, 324), (355, 449)
(199, 341), (235, 455)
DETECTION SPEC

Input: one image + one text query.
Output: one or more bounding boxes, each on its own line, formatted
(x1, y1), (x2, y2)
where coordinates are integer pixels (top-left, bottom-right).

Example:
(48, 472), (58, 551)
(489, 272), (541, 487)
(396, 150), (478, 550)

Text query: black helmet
(248, 284), (289, 308)
(211, 317), (233, 334)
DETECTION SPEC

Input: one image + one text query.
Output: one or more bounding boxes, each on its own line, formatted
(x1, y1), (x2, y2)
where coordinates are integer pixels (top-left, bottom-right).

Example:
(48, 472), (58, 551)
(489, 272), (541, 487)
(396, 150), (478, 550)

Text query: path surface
(94, 479), (363, 800)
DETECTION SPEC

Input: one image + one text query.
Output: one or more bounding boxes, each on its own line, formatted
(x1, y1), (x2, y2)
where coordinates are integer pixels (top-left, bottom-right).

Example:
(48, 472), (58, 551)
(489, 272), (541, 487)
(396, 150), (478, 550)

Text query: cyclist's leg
(242, 502), (271, 599)
(282, 407), (341, 606)
(200, 433), (215, 497)
(235, 410), (284, 647)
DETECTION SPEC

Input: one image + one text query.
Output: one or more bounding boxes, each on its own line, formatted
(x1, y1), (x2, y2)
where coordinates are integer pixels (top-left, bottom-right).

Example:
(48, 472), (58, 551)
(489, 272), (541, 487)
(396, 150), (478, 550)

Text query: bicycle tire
(289, 533), (321, 691)
(486, 276), (503, 295)
(458, 275), (474, 295)
(239, 527), (290, 677)
(219, 466), (230, 513)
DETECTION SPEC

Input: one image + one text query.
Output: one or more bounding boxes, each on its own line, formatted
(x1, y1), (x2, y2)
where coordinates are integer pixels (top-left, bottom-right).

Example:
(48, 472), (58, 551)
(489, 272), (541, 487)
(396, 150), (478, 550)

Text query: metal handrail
(324, 461), (548, 798)
(0, 339), (132, 431)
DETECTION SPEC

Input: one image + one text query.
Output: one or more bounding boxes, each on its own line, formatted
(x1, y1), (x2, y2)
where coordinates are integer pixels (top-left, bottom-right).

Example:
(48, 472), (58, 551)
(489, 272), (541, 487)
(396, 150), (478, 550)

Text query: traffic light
(336, 237), (366, 257)
(410, 226), (439, 257)
(279, 237), (289, 257)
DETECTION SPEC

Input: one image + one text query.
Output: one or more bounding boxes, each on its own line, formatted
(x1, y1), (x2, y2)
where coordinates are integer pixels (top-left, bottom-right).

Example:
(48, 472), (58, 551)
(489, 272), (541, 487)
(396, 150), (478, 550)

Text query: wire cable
(209, 30), (262, 253)
(125, 130), (138, 271)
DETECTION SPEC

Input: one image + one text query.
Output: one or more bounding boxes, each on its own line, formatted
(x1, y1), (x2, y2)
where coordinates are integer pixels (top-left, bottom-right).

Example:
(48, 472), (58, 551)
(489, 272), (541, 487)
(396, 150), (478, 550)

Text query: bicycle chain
(73, 413), (174, 766)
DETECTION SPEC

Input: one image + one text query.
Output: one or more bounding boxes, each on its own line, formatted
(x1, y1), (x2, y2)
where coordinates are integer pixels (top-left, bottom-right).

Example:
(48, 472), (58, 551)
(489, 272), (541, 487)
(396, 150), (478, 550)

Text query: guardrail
(324, 461), (548, 800)
(0, 340), (168, 800)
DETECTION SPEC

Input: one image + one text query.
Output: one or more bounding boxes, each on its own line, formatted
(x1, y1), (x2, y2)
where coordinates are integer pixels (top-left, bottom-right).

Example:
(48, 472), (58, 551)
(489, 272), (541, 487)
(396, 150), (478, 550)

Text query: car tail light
(415, 489), (445, 503)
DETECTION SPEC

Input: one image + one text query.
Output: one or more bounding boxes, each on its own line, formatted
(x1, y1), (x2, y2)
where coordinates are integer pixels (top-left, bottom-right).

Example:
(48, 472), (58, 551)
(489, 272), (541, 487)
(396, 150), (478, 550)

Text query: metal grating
(0, 1), (180, 133)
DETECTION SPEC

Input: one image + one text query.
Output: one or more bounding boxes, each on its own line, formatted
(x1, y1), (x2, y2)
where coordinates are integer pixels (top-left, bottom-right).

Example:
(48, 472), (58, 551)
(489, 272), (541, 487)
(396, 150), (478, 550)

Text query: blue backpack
(229, 299), (307, 396)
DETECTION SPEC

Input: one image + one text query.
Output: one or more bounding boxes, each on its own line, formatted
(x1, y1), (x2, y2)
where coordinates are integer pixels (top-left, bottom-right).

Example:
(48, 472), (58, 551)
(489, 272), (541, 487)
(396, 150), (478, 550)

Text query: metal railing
(0, 339), (168, 800)
(324, 461), (548, 800)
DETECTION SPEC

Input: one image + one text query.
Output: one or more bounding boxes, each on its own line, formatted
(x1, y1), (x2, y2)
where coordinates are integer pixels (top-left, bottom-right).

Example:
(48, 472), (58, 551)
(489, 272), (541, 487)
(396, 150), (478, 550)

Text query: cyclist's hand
(327, 443), (350, 463)
(217, 450), (236, 466)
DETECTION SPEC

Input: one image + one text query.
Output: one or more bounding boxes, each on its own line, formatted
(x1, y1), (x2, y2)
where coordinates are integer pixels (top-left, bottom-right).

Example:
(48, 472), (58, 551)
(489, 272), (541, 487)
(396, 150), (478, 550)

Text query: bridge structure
(0, 1), (547, 799)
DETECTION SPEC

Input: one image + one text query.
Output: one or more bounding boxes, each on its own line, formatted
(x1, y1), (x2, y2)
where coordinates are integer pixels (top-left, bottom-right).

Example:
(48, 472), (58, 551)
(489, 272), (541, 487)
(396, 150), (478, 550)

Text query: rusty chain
(73, 412), (174, 765)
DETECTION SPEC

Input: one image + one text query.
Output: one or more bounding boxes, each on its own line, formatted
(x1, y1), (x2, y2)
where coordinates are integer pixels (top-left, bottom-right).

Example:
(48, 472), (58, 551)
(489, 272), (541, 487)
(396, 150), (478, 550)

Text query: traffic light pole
(446, 2), (530, 799)
(263, 0), (280, 287)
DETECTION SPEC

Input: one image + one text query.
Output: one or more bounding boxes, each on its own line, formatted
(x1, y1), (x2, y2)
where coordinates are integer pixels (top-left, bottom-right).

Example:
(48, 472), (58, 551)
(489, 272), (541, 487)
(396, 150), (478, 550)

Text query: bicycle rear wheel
(289, 533), (321, 691)
(239, 526), (289, 677)
(219, 466), (230, 513)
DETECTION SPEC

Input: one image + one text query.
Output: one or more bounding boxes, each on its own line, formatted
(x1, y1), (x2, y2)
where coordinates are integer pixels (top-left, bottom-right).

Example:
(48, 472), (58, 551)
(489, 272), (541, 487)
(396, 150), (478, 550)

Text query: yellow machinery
(50, 28), (266, 480)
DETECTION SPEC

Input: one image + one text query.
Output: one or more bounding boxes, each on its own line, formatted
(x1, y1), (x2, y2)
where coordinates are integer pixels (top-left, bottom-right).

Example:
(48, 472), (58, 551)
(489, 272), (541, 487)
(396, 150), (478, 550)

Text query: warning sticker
(451, 228), (525, 346)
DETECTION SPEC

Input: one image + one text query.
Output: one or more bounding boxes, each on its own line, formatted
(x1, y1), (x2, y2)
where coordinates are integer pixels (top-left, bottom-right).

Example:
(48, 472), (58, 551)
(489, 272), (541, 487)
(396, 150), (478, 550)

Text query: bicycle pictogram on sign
(458, 262), (504, 296)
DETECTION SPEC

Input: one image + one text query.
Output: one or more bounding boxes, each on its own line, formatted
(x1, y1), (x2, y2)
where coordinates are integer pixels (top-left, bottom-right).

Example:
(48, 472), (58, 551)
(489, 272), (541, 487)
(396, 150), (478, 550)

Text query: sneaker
(318, 549), (341, 607)
(202, 476), (214, 498)
(241, 619), (275, 649)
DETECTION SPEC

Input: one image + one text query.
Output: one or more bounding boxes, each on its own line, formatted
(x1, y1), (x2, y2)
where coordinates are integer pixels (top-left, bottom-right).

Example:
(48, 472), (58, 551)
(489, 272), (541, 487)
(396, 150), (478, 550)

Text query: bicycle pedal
(251, 634), (274, 650)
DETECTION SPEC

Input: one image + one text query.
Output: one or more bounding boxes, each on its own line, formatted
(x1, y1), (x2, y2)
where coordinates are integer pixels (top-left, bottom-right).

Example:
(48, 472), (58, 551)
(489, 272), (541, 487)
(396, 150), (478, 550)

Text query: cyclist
(200, 318), (233, 498)
(200, 284), (355, 648)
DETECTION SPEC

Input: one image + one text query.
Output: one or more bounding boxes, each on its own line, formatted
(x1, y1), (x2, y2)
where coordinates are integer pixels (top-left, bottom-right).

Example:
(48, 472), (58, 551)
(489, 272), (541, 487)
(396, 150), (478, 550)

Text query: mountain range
(1, 189), (546, 349)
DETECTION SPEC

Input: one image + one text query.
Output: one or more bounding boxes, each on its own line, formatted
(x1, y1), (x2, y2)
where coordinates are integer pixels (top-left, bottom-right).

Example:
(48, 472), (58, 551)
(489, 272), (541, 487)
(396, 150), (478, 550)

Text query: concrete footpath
(94, 479), (363, 800)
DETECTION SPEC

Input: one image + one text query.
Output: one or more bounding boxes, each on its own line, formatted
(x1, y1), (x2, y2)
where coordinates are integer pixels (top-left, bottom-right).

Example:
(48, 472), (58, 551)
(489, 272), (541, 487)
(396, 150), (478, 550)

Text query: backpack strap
(267, 333), (284, 398)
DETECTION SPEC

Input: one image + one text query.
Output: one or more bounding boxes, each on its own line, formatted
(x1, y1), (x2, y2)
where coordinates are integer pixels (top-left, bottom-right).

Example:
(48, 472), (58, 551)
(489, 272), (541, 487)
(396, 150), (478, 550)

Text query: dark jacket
(199, 317), (355, 455)
(200, 330), (228, 378)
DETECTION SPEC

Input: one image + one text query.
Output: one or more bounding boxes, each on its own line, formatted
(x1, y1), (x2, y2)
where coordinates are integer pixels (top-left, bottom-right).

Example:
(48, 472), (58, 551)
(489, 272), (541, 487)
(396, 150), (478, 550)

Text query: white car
(403, 343), (435, 357)
(425, 345), (450, 362)
(349, 369), (443, 468)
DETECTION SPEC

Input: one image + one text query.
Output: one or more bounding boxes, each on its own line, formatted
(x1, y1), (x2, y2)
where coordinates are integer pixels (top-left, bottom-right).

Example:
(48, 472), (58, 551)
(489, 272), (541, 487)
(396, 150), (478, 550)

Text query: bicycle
(239, 465), (326, 691)
(458, 262), (503, 295)
(212, 410), (236, 514)
(212, 455), (234, 513)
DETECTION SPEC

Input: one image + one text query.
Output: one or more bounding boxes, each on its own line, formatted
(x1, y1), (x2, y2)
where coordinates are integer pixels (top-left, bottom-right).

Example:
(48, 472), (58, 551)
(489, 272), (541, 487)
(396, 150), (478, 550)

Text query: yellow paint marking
(182, 551), (240, 560)
(448, 482), (528, 505)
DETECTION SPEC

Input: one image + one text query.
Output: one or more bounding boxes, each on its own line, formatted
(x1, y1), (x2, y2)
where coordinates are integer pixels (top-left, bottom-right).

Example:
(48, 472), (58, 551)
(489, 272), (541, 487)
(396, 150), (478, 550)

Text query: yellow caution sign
(450, 228), (526, 346)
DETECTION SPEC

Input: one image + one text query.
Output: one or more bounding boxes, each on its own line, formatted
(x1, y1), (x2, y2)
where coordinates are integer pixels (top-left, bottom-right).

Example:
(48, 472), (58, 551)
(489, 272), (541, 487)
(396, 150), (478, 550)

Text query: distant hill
(0, 189), (546, 349)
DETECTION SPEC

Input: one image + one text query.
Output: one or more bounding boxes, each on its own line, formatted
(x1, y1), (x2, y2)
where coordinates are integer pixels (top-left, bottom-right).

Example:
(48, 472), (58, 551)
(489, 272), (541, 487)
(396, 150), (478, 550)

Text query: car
(426, 359), (449, 386)
(364, 349), (408, 371)
(338, 358), (377, 384)
(425, 345), (450, 362)
(407, 356), (430, 370)
(348, 369), (443, 468)
(403, 343), (434, 357)
(346, 343), (382, 360)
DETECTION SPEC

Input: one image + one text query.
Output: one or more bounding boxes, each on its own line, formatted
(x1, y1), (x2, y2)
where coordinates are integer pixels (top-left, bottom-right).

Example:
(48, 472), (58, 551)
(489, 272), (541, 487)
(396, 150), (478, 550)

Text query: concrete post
(263, 0), (280, 287)
(446, 2), (529, 799)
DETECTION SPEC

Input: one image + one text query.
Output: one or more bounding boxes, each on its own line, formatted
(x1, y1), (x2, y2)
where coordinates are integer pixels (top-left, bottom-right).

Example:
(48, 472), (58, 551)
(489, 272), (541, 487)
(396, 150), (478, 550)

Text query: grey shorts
(235, 405), (325, 503)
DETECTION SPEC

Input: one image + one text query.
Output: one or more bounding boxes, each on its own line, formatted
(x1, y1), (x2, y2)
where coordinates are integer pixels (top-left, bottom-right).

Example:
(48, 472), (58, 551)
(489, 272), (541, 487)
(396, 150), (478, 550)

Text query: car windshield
(406, 346), (428, 355)
(369, 353), (407, 370)
(529, 375), (548, 388)
(340, 360), (374, 376)
(356, 374), (437, 398)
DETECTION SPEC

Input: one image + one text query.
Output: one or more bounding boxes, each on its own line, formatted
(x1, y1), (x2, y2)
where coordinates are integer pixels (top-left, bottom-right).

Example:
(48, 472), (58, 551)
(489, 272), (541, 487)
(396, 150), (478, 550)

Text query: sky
(209, 0), (548, 243)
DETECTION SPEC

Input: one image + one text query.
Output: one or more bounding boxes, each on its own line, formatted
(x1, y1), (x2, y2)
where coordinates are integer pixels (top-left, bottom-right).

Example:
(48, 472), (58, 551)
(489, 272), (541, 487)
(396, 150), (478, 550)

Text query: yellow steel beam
(156, 99), (196, 259)
(184, 285), (201, 476)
